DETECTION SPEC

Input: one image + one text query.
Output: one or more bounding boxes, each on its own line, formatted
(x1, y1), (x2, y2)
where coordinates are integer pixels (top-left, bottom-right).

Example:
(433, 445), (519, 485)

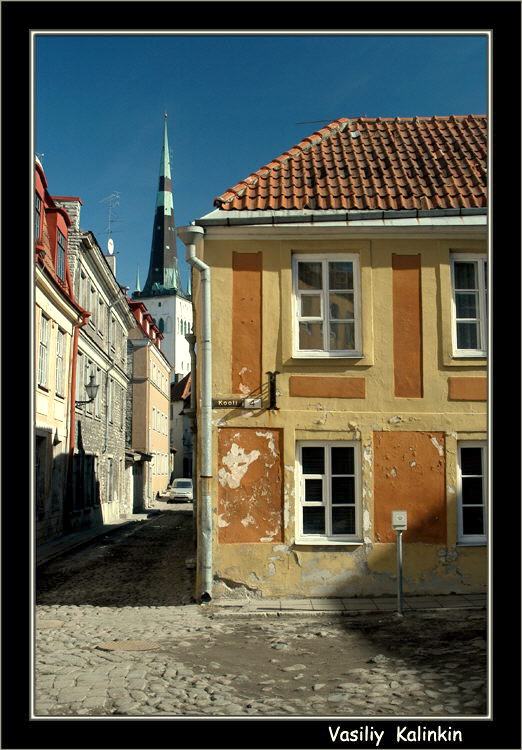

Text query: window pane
(462, 477), (483, 504)
(330, 321), (355, 350)
(305, 478), (323, 502)
(331, 447), (354, 475)
(456, 322), (478, 350)
(461, 447), (483, 476)
(332, 507), (356, 534)
(299, 322), (324, 350)
(303, 507), (325, 534)
(456, 292), (477, 319)
(329, 292), (354, 320)
(462, 506), (484, 535)
(329, 262), (353, 290)
(301, 295), (321, 317)
(298, 262), (322, 290)
(331, 476), (355, 504)
(454, 262), (476, 289)
(302, 446), (324, 474)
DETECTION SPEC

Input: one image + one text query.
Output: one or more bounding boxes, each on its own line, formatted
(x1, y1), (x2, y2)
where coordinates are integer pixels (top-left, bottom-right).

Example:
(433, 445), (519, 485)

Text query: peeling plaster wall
(217, 428), (283, 544)
(194, 235), (487, 599)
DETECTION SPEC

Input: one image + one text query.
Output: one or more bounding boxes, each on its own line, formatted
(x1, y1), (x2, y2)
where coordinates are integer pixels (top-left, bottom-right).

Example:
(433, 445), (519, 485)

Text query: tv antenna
(100, 192), (122, 236)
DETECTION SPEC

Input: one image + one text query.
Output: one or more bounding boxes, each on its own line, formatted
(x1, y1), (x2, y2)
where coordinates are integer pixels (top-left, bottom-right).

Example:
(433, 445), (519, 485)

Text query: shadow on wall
(67, 450), (105, 533)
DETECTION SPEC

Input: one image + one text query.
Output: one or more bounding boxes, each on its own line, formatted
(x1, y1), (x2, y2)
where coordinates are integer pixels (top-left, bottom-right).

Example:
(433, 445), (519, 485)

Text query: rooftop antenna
(100, 192), (122, 237)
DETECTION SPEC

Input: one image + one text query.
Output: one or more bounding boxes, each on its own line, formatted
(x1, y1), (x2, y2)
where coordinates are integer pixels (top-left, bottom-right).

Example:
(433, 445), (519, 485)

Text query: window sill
(293, 539), (363, 547)
(292, 352), (364, 360)
(37, 384), (49, 393)
(451, 353), (487, 360)
(55, 393), (65, 400)
(456, 541), (487, 547)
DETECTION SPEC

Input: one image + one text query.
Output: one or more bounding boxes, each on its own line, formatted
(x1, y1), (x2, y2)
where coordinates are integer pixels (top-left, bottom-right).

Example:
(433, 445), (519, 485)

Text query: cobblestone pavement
(35, 506), (488, 718)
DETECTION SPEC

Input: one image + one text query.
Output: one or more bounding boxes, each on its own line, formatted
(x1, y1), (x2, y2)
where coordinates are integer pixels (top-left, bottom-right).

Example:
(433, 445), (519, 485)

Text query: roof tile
(214, 116), (487, 213)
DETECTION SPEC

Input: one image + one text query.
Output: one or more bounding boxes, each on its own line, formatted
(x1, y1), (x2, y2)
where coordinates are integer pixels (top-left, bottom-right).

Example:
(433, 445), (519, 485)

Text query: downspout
(177, 224), (212, 602)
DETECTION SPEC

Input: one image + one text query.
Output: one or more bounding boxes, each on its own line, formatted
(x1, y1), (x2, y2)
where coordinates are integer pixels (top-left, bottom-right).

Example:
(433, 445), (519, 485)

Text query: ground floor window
(457, 441), (487, 544)
(296, 441), (360, 542)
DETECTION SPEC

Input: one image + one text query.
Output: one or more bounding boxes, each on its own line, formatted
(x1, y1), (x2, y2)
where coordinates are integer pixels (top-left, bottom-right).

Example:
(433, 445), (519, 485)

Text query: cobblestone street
(35, 505), (488, 717)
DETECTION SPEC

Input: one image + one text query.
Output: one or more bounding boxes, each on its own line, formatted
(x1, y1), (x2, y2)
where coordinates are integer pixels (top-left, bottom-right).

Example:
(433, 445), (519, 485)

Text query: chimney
(52, 197), (82, 231)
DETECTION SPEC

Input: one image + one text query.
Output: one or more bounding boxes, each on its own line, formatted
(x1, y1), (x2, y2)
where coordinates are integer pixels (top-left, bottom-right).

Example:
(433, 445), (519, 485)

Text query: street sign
(212, 398), (243, 408)
(243, 397), (262, 409)
(212, 397), (263, 409)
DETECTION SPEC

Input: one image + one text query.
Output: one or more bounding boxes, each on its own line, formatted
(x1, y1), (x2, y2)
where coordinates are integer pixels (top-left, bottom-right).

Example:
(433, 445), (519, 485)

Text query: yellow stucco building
(128, 301), (173, 505)
(181, 116), (488, 600)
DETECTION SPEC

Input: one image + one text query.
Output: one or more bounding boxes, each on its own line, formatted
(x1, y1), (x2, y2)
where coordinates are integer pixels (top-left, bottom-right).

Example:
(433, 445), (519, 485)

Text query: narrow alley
(35, 502), (487, 718)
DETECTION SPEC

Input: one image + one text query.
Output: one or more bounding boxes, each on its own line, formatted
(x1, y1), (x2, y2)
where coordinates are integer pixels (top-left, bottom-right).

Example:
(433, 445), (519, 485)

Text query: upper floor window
(457, 441), (487, 545)
(89, 287), (97, 327)
(57, 230), (66, 280)
(292, 254), (361, 357)
(296, 441), (361, 543)
(451, 254), (488, 357)
(34, 193), (42, 241)
(38, 313), (50, 387)
(55, 329), (65, 396)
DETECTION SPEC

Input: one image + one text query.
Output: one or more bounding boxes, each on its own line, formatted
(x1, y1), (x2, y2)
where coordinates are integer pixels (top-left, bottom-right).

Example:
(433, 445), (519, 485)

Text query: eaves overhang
(197, 207), (487, 228)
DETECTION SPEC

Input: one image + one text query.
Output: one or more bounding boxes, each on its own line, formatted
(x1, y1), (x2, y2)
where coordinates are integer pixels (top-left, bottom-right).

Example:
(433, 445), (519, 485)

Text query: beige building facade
(128, 301), (173, 505)
(184, 116), (488, 600)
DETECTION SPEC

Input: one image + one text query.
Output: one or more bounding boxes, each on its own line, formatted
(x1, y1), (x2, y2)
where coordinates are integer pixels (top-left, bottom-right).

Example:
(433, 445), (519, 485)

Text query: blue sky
(35, 33), (488, 293)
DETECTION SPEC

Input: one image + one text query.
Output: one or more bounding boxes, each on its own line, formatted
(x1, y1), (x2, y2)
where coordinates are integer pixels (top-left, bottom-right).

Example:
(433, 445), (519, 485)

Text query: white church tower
(132, 114), (192, 381)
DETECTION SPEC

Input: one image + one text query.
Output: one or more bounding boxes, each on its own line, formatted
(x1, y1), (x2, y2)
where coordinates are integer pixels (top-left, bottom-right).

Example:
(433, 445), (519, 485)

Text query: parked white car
(168, 478), (193, 503)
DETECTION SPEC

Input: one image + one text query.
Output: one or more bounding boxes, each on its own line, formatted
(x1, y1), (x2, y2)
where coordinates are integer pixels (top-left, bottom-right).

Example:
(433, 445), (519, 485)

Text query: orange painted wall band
(232, 252), (262, 395)
(289, 376), (365, 399)
(373, 431), (446, 544)
(448, 377), (487, 401)
(392, 254), (423, 398)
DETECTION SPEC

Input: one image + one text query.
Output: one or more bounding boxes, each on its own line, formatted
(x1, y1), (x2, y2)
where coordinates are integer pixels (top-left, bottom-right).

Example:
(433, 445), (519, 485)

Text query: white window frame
(296, 440), (361, 544)
(292, 253), (362, 358)
(457, 441), (487, 545)
(450, 253), (488, 357)
(55, 328), (65, 396)
(38, 313), (50, 388)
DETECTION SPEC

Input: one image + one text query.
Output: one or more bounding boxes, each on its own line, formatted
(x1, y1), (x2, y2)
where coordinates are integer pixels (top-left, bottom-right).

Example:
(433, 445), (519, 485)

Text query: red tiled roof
(214, 116), (487, 212)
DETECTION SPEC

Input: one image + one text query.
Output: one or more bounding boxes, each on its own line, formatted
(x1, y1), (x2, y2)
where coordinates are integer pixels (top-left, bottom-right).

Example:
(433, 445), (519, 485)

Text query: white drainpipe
(177, 224), (212, 602)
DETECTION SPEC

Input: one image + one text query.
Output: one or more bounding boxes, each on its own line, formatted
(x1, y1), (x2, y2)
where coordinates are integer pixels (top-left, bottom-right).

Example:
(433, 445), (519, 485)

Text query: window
(293, 254), (361, 356)
(55, 329), (65, 396)
(80, 272), (88, 311)
(296, 441), (360, 542)
(38, 314), (49, 387)
(89, 287), (96, 327)
(34, 193), (42, 241)
(86, 359), (93, 414)
(457, 442), (487, 544)
(98, 299), (105, 337)
(451, 254), (488, 356)
(110, 315), (116, 350)
(108, 377), (113, 423)
(76, 352), (83, 405)
(57, 230), (66, 280)
(94, 367), (101, 417)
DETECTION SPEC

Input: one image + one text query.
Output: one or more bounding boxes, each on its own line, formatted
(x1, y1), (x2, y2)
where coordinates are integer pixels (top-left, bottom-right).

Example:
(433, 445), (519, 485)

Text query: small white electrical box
(243, 397), (262, 410)
(391, 510), (408, 530)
